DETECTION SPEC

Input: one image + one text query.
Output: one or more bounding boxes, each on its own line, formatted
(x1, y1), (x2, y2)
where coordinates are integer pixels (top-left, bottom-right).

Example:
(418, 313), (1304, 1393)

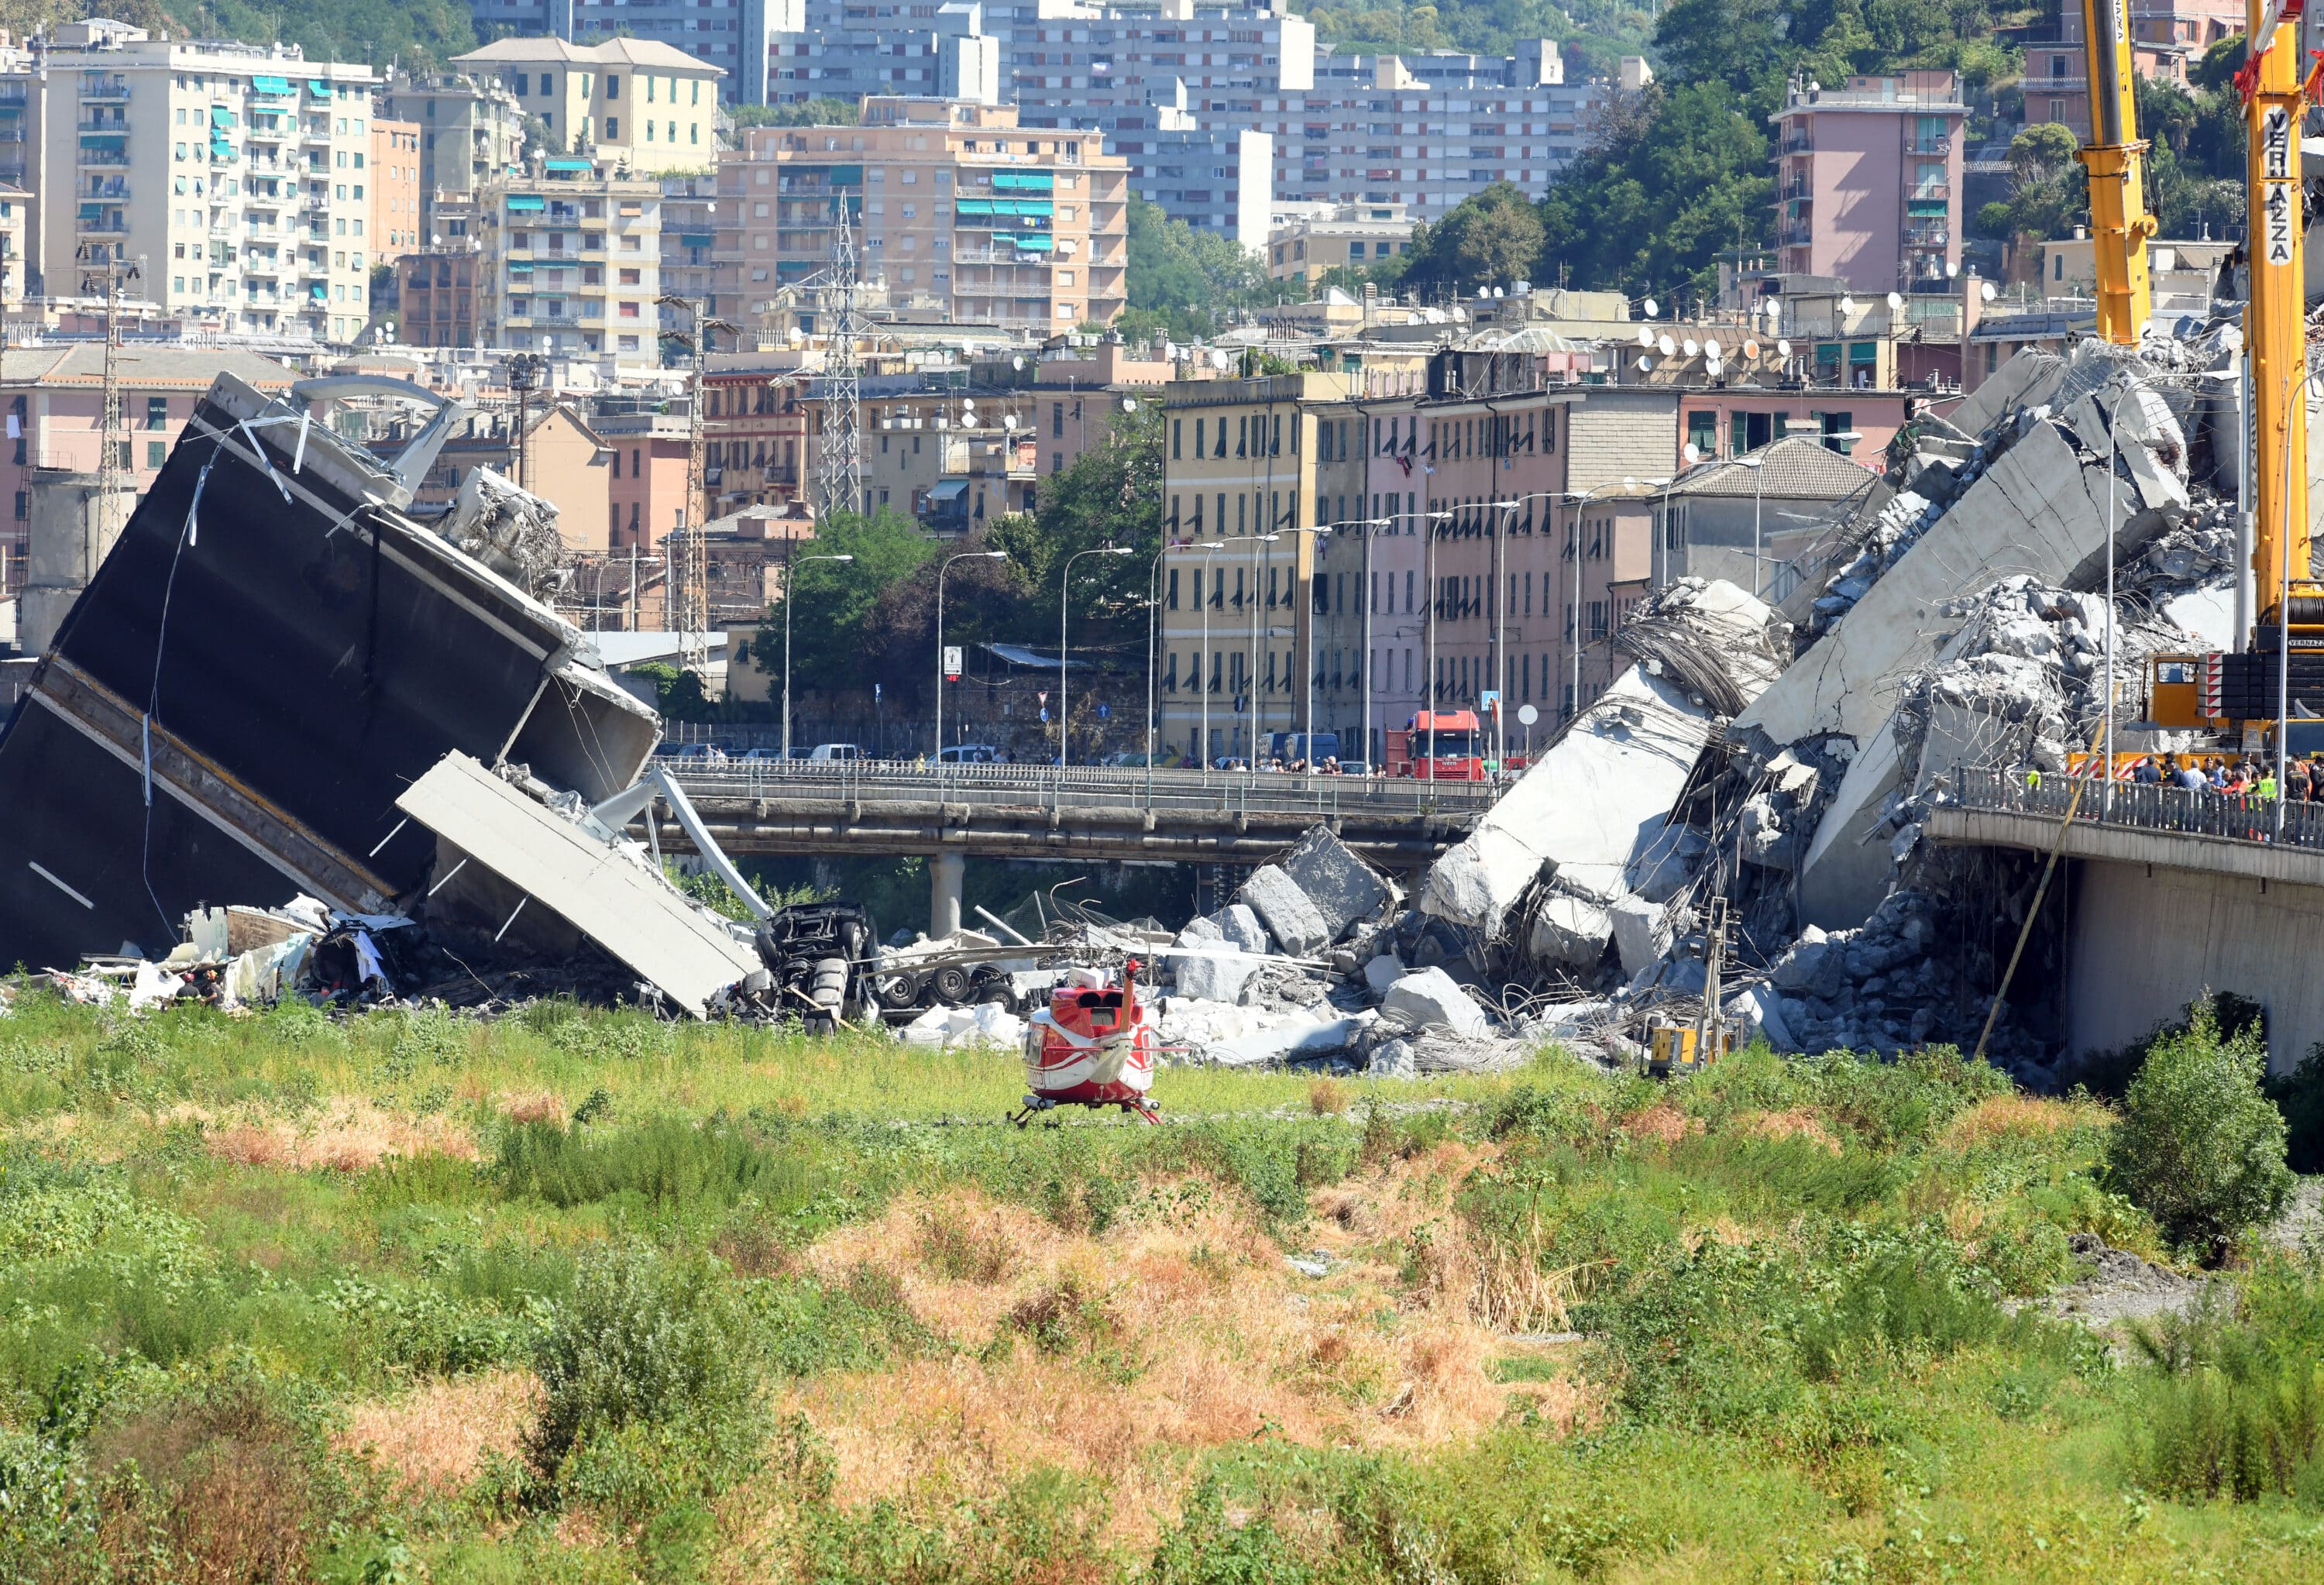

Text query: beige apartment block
(724, 98), (1127, 335)
(32, 19), (379, 342)
(376, 72), (524, 237)
(373, 118), (421, 254)
(1158, 372), (1350, 763)
(479, 158), (665, 363)
(452, 37), (720, 176)
(0, 181), (23, 309)
(1267, 201), (1412, 285)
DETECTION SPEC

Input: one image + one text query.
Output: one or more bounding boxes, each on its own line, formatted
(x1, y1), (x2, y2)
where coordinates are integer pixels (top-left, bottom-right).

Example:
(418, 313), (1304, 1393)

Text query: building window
(146, 397), (168, 430)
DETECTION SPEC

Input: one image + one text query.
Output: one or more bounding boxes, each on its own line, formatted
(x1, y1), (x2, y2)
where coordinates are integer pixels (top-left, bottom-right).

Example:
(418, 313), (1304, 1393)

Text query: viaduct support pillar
(930, 849), (964, 938)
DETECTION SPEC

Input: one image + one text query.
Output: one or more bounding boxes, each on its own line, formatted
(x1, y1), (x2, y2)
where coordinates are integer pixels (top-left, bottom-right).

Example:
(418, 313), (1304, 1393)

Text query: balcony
(76, 116), (129, 135)
(80, 83), (129, 104)
(1777, 225), (1813, 247)
(1779, 135), (1813, 154)
(1910, 183), (1951, 201)
(1903, 229), (1950, 249)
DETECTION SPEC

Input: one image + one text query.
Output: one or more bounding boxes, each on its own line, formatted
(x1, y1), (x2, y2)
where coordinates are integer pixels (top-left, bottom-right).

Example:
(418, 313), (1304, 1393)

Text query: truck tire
(930, 964), (972, 1006)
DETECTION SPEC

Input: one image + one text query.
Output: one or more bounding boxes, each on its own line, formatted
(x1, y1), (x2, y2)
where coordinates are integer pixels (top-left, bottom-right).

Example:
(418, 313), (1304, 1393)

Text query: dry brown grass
(773, 1165), (1573, 1552)
(1941, 1093), (2109, 1150)
(1622, 1102), (1704, 1147)
(339, 1371), (541, 1497)
(500, 1091), (566, 1126)
(204, 1100), (475, 1173)
(1308, 1078), (1349, 1116)
(1733, 1108), (1843, 1155)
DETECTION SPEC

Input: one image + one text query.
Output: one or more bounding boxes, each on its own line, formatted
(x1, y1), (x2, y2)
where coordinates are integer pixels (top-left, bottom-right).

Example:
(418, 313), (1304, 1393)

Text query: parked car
(938, 743), (1000, 764)
(737, 748), (785, 762)
(1336, 759), (1376, 777)
(669, 743), (727, 764)
(808, 743), (868, 762)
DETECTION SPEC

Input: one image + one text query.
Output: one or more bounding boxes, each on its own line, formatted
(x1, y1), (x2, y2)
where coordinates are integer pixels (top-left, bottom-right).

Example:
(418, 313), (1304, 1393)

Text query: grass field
(5, 986), (2324, 1583)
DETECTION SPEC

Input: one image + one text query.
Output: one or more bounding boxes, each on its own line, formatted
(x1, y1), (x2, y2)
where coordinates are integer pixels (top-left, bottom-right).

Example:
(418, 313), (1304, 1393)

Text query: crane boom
(2076, 0), (2156, 345)
(2246, 0), (2312, 647)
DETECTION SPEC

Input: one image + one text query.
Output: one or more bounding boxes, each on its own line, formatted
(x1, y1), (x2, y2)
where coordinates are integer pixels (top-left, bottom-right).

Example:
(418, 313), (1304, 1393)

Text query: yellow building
(452, 37), (720, 175)
(725, 98), (1129, 334)
(1157, 371), (1353, 763)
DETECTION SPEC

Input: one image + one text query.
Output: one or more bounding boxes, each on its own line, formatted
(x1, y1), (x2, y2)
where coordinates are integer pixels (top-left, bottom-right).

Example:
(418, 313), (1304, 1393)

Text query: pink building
(1770, 72), (1968, 295)
(2025, 0), (2242, 137)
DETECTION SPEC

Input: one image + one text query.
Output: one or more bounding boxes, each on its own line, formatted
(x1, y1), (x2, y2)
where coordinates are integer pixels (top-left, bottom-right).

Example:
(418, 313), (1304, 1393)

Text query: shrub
(1796, 1247), (2005, 1380)
(1146, 1475), (1310, 1585)
(2103, 1001), (2293, 1254)
(2263, 1043), (2324, 1174)
(2123, 1263), (2324, 1502)
(527, 1245), (763, 1485)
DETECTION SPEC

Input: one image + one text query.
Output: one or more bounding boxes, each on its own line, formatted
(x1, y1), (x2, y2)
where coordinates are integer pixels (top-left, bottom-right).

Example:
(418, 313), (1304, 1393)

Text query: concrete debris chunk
(1609, 894), (1681, 979)
(1380, 965), (1491, 1037)
(1208, 902), (1270, 955)
(1277, 824), (1399, 941)
(1238, 864), (1329, 956)
(1367, 1037), (1418, 1079)
(1362, 953), (1406, 995)
(1172, 945), (1258, 1006)
(1422, 578), (1782, 944)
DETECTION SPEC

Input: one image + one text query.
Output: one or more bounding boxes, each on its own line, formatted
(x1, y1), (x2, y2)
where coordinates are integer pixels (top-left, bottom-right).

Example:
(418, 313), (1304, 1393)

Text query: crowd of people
(2027, 754), (2324, 802)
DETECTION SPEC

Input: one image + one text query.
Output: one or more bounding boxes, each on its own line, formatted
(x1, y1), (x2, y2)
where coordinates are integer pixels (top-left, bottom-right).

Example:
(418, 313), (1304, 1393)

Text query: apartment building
(2023, 0), (2242, 136)
(1137, 119), (1269, 246)
(1653, 435), (1881, 605)
(451, 37), (723, 173)
(704, 350), (811, 515)
(479, 156), (665, 359)
(595, 404), (694, 552)
(658, 173), (724, 342)
(373, 119), (421, 253)
(376, 72), (525, 236)
(768, 0), (1002, 105)
(466, 0), (796, 104)
(30, 21), (379, 342)
(723, 98), (1128, 334)
(1267, 200), (1409, 283)
(1157, 370), (1342, 764)
(1248, 45), (1583, 222)
(0, 183), (23, 309)
(394, 248), (482, 346)
(1768, 71), (1967, 295)
(0, 344), (298, 593)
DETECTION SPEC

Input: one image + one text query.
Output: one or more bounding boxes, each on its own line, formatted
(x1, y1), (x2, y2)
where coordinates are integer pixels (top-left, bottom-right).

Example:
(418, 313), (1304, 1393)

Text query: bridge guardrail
(665, 757), (1501, 823)
(1943, 766), (2324, 852)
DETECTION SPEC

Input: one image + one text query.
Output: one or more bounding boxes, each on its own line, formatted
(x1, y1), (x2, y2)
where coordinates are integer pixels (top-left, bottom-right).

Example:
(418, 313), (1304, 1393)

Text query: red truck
(1384, 710), (1517, 780)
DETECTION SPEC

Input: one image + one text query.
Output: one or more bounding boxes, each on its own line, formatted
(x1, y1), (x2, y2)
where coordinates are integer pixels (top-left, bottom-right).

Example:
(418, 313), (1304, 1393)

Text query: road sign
(1040, 707), (1049, 723)
(1037, 690), (1049, 706)
(943, 645), (962, 680)
(1096, 703), (1110, 720)
(1480, 689), (1501, 713)
(1517, 703), (1539, 726)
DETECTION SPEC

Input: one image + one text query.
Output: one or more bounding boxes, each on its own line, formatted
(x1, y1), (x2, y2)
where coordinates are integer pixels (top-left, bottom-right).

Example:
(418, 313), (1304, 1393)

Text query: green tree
(1398, 181), (1546, 297)
(1123, 198), (1272, 339)
(2104, 999), (2295, 1257)
(1972, 121), (2088, 243)
(988, 401), (1164, 658)
(731, 98), (861, 128)
(758, 509), (935, 695)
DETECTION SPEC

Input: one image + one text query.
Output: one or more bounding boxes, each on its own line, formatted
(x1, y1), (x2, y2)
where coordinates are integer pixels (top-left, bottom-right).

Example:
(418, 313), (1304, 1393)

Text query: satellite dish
(1121, 397), (1138, 412)
(1946, 260), (1960, 279)
(1682, 337), (1699, 357)
(1636, 325), (1652, 347)
(1980, 281), (1998, 302)
(1704, 338), (1721, 359)
(1776, 338), (1792, 358)
(963, 397), (976, 412)
(1012, 355), (1024, 370)
(1886, 291), (1903, 311)
(1683, 442), (1701, 464)
(1657, 334), (1675, 357)
(1705, 357), (1724, 378)
(1518, 703), (1538, 726)
(1210, 349), (1229, 369)
(1839, 295), (1856, 316)
(1492, 287), (1504, 298)
(1742, 339), (1761, 359)
(1636, 356), (1652, 371)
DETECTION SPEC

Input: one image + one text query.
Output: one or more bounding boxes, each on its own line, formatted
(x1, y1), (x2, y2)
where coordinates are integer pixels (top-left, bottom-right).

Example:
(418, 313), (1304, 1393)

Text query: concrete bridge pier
(930, 849), (964, 937)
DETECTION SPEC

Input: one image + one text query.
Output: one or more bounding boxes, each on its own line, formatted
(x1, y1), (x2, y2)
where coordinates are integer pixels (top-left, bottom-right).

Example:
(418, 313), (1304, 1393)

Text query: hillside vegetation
(2, 984), (2323, 1581)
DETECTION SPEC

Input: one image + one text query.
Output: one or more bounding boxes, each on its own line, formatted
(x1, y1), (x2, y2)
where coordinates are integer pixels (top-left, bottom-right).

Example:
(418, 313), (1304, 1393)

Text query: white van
(807, 743), (867, 762)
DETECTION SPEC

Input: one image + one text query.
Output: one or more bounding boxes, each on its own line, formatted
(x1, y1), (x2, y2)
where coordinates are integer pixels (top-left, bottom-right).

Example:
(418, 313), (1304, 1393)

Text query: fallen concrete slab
(1735, 421), (2136, 754)
(1380, 965), (1490, 1036)
(1423, 579), (1780, 947)
(397, 751), (760, 1017)
(1278, 824), (1397, 941)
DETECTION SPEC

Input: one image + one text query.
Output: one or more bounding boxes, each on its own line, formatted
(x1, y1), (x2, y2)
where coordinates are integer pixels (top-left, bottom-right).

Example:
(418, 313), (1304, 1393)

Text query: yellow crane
(2240, 0), (2312, 654)
(2075, 0), (2157, 346)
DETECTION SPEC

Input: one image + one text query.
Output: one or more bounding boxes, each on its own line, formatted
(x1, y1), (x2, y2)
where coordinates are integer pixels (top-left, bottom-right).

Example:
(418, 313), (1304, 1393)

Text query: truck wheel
(930, 964), (973, 1006)
(874, 970), (923, 1010)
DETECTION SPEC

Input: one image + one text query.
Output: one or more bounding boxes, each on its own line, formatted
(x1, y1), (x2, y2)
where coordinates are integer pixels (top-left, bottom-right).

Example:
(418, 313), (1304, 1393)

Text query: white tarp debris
(900, 1001), (1026, 1050)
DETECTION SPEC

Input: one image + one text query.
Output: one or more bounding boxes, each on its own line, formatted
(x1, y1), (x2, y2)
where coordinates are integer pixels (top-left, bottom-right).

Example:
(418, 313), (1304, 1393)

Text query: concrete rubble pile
(1389, 335), (2252, 1081)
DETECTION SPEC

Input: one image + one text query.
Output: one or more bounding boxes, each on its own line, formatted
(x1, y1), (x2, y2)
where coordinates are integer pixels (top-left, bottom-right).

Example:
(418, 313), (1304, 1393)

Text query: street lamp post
(1423, 508), (1452, 775)
(782, 552), (854, 758)
(1059, 543), (1133, 768)
(1731, 451), (1766, 598)
(934, 548), (1008, 763)
(1180, 533), (1277, 777)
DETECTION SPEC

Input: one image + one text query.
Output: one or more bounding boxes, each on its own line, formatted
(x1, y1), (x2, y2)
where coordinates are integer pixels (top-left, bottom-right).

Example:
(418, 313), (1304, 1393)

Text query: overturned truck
(0, 372), (773, 1016)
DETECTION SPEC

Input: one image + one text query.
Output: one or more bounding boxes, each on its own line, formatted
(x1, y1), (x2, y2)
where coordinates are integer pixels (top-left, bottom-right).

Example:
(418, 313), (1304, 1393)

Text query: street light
(1177, 533), (1279, 775)
(1422, 507), (1453, 775)
(782, 553), (854, 758)
(1059, 543), (1133, 767)
(934, 549), (1008, 762)
(1731, 451), (1765, 599)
